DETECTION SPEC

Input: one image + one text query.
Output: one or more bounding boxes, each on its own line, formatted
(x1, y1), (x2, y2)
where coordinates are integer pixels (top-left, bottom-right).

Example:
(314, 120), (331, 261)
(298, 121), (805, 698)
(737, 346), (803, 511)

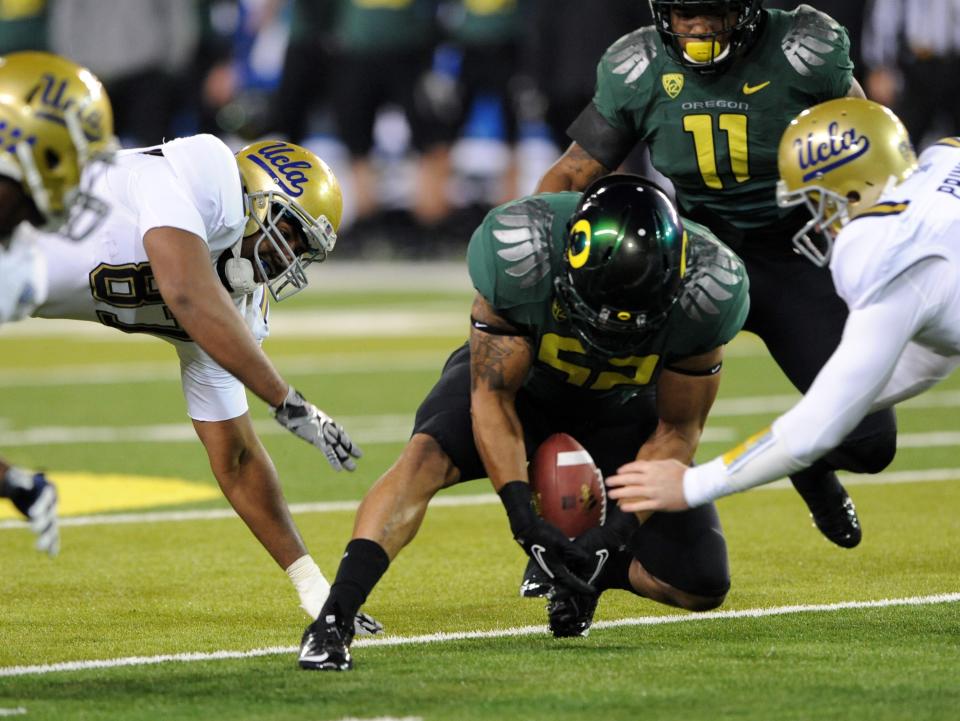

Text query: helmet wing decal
(781, 9), (842, 77)
(493, 199), (554, 289)
(679, 244), (741, 323)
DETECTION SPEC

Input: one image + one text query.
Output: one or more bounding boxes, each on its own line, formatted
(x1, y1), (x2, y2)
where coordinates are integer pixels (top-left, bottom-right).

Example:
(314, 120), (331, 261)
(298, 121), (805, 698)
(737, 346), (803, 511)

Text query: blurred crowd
(2, 0), (958, 257)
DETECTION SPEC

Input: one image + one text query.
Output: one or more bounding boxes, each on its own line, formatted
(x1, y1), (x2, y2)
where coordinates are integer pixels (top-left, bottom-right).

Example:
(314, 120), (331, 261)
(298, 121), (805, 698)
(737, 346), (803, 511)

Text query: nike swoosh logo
(530, 544), (556, 579)
(587, 549), (609, 585)
(742, 81), (770, 95)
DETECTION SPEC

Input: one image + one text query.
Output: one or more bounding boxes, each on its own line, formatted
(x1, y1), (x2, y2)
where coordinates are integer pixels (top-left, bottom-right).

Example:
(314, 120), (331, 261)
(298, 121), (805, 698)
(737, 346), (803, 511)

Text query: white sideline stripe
(1, 466), (958, 532)
(556, 450), (594, 467)
(2, 593), (958, 678)
(0, 352), (449, 388)
(12, 420), (960, 449)
(0, 494), (500, 530)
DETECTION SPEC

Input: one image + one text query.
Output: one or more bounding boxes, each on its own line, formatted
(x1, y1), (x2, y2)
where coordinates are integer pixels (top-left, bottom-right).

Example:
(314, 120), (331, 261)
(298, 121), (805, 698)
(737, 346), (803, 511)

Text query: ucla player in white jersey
(23, 133), (383, 635)
(606, 98), (960, 512)
(0, 51), (118, 557)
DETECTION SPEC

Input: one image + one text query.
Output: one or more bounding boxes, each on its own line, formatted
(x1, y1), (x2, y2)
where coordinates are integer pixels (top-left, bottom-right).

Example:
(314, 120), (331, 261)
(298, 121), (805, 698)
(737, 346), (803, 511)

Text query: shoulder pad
(781, 5), (844, 77)
(489, 197), (555, 290)
(605, 28), (660, 86)
(678, 235), (746, 324)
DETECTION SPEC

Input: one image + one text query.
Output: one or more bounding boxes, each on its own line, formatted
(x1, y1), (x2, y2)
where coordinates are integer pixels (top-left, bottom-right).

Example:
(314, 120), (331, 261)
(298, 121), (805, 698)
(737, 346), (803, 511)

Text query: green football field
(1, 262), (958, 721)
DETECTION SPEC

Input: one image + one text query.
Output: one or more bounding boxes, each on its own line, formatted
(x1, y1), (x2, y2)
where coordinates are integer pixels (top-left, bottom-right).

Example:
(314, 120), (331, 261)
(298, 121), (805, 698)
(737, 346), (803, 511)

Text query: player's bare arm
(193, 413), (308, 569)
(468, 293), (533, 491)
(638, 347), (724, 464)
(535, 142), (611, 193)
(606, 347), (725, 514)
(143, 226), (288, 407)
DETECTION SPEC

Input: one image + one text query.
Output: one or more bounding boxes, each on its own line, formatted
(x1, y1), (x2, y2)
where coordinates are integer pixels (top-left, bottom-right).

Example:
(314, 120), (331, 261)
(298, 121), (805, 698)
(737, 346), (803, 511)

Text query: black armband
(471, 316), (531, 337)
(664, 362), (723, 377)
(567, 103), (634, 171)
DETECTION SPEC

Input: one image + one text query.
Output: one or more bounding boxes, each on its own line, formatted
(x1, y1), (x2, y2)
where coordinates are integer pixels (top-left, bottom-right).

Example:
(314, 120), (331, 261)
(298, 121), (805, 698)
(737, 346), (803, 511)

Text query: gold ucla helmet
(777, 98), (918, 266)
(0, 51), (116, 238)
(235, 140), (342, 301)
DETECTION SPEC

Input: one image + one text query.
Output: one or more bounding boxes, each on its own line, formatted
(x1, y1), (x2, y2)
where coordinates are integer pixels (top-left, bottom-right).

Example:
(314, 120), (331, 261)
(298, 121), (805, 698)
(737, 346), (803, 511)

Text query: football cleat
(547, 587), (599, 638)
(520, 558), (553, 598)
(808, 489), (862, 549)
(8, 472), (59, 557)
(298, 613), (354, 671)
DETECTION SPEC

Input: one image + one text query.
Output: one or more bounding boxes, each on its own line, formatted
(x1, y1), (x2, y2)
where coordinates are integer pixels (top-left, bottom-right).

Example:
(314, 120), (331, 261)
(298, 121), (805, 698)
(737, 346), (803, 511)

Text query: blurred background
(3, 0), (957, 258)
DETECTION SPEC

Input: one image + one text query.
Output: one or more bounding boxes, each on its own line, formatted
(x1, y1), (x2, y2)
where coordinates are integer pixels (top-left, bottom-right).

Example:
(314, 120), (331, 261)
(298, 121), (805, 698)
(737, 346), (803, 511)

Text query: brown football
(529, 433), (606, 538)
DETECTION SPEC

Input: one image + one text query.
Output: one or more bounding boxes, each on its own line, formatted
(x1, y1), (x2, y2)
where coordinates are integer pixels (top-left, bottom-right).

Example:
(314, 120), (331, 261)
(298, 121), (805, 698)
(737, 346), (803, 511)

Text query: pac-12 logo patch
(662, 73), (684, 99)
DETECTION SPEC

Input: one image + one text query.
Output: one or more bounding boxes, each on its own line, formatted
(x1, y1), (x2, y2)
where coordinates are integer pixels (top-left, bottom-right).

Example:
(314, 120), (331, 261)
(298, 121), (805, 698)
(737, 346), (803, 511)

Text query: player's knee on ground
(628, 505), (731, 610)
(822, 409), (898, 475)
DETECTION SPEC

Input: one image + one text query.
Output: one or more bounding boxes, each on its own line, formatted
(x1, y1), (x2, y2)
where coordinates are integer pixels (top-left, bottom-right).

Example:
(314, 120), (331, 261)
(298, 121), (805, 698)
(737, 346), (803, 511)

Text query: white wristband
(683, 429), (806, 506)
(285, 554), (331, 620)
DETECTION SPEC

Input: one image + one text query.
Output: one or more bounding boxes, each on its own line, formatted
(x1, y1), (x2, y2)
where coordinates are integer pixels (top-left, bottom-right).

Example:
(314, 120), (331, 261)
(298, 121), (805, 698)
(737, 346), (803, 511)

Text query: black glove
(499, 481), (596, 596)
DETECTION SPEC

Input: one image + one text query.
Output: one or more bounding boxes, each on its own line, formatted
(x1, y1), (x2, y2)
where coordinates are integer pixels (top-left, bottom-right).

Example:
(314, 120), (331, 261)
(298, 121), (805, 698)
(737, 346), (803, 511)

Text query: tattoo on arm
(564, 144), (610, 190)
(470, 331), (531, 393)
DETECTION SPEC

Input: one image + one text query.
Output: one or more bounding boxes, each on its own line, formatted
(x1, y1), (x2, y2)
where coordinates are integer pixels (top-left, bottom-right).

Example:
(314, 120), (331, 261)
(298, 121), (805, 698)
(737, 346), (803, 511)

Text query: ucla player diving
(608, 99), (960, 511)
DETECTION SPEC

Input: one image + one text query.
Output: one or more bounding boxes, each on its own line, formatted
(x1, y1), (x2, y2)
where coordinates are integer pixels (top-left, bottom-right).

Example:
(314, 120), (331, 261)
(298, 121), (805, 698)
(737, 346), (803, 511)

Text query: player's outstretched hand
(498, 480), (596, 596)
(606, 459), (690, 513)
(273, 387), (363, 471)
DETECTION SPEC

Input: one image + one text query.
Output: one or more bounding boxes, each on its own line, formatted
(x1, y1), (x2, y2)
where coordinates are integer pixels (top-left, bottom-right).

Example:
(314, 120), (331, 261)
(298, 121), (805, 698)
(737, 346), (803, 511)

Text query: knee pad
(628, 507), (731, 598)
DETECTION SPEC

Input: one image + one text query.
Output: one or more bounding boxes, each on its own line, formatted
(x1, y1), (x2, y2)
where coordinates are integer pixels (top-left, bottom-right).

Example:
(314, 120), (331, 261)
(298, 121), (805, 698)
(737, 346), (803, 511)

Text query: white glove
(7, 469), (59, 557)
(272, 387), (363, 472)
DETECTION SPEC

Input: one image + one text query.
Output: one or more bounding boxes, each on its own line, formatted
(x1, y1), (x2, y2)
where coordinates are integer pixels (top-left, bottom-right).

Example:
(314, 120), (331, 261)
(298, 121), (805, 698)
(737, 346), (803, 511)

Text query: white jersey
(684, 140), (960, 505)
(31, 134), (268, 422)
(0, 223), (48, 323)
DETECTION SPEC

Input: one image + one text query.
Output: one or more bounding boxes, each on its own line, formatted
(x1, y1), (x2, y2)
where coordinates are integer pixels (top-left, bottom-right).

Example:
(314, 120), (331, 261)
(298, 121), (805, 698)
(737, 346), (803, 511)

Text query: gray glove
(273, 387), (362, 472)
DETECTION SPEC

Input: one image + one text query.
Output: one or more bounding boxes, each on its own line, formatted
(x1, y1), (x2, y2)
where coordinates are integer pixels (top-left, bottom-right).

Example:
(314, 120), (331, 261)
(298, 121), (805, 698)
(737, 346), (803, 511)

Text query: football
(529, 433), (606, 538)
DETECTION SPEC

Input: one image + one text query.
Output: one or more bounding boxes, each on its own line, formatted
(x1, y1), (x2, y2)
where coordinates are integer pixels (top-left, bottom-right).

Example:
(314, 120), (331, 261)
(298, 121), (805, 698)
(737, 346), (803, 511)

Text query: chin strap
(222, 239), (260, 296)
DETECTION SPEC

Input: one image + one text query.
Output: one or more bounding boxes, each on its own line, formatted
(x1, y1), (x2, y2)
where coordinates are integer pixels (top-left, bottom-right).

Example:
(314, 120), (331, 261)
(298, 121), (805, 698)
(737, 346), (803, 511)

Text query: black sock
(321, 538), (390, 625)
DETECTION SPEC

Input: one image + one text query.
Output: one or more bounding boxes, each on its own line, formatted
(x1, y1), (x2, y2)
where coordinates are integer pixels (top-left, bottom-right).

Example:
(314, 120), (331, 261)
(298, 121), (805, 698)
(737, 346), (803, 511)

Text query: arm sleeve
(683, 259), (939, 504)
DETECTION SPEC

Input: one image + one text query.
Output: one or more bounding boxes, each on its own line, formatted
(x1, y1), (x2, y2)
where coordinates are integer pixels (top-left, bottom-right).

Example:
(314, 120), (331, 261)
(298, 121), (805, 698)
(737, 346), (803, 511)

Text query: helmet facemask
(649, 0), (764, 72)
(244, 190), (337, 302)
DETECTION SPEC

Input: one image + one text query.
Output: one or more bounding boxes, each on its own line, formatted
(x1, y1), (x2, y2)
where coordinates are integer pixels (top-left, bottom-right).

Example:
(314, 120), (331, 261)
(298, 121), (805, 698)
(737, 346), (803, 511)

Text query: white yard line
(0, 465), (957, 532)
(2, 592), (957, 678)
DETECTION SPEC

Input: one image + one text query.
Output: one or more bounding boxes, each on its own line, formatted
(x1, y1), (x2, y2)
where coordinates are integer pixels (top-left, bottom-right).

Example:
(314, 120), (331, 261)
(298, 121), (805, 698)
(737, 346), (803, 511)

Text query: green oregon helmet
(777, 97), (918, 266)
(235, 140), (343, 301)
(554, 174), (687, 357)
(0, 51), (116, 238)
(649, 0), (764, 72)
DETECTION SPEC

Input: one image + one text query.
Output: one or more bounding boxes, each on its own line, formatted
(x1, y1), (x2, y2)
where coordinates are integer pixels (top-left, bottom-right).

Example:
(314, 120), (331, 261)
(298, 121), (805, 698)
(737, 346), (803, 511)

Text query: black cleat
(520, 558), (553, 598)
(547, 587), (599, 638)
(298, 613), (354, 671)
(808, 489), (862, 548)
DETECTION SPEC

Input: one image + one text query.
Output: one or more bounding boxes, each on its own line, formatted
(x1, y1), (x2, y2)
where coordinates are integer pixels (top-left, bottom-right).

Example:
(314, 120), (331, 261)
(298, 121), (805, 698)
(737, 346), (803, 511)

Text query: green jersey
(335, 0), (437, 53)
(576, 6), (853, 230)
(467, 193), (749, 412)
(449, 0), (524, 46)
